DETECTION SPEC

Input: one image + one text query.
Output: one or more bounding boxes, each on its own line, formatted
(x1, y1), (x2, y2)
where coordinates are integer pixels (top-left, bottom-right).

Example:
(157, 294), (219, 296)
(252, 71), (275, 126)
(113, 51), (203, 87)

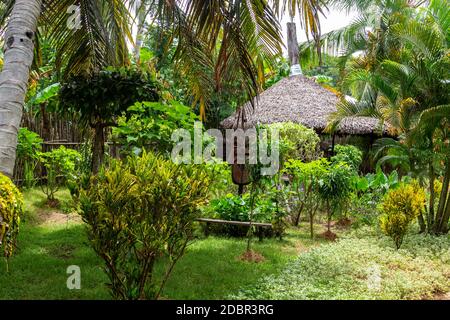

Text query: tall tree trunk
(435, 160), (450, 234)
(417, 178), (426, 233)
(440, 195), (450, 234)
(134, 0), (146, 65)
(326, 200), (331, 232)
(428, 161), (436, 232)
(418, 214), (426, 234)
(92, 123), (105, 174)
(286, 22), (302, 76)
(0, 0), (42, 177)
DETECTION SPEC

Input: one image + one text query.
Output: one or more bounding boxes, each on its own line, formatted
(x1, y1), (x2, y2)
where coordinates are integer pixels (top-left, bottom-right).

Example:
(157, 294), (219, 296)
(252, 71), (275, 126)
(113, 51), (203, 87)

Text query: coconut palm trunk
(435, 160), (450, 234)
(0, 0), (41, 177)
(134, 0), (146, 64)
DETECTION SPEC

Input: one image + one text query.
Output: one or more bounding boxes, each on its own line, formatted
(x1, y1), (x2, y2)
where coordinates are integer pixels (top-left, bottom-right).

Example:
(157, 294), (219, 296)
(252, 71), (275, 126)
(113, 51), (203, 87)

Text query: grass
(3, 188), (448, 300)
(0, 188), (328, 300)
(232, 228), (450, 300)
(155, 226), (328, 299)
(0, 189), (108, 299)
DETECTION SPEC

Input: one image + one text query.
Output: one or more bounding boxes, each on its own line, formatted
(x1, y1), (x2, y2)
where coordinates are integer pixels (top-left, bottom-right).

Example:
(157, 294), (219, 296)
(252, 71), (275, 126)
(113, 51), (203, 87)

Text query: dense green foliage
(17, 128), (43, 161)
(17, 128), (43, 189)
(331, 144), (363, 172)
(113, 100), (200, 155)
(283, 158), (329, 236)
(59, 67), (160, 172)
(349, 170), (403, 226)
(266, 122), (322, 163)
(59, 68), (159, 117)
(325, 0), (450, 234)
(318, 162), (355, 232)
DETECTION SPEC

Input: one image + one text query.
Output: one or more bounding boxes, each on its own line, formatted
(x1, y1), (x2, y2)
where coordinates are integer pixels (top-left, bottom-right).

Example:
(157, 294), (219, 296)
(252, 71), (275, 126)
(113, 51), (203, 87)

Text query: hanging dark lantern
(230, 133), (251, 195)
(232, 163), (250, 186)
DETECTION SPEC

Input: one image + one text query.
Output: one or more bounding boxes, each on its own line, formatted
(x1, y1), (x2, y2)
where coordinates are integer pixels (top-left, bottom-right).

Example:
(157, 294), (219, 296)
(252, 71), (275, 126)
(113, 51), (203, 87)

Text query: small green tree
(112, 100), (200, 155)
(380, 181), (426, 249)
(283, 158), (328, 238)
(38, 146), (81, 206)
(318, 162), (354, 235)
(59, 67), (160, 173)
(78, 152), (210, 300)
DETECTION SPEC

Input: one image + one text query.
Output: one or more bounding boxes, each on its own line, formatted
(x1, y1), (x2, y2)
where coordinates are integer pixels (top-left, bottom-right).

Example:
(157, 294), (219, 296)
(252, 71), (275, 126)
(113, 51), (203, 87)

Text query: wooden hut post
(331, 133), (336, 156)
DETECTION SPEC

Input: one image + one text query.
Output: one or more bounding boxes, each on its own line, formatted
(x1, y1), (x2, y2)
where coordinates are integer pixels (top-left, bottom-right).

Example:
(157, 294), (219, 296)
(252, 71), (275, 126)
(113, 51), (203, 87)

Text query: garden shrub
(379, 181), (426, 249)
(262, 182), (289, 240)
(348, 193), (380, 228)
(348, 170), (404, 228)
(17, 128), (43, 159)
(78, 152), (210, 300)
(266, 122), (322, 163)
(201, 161), (235, 199)
(331, 144), (363, 172)
(0, 173), (23, 261)
(38, 146), (81, 205)
(16, 128), (43, 189)
(354, 170), (400, 196)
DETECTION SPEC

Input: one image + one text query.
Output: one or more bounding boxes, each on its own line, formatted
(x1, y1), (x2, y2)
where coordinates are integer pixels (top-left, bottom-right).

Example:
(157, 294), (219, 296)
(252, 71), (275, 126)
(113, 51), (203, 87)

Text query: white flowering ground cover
(231, 228), (450, 300)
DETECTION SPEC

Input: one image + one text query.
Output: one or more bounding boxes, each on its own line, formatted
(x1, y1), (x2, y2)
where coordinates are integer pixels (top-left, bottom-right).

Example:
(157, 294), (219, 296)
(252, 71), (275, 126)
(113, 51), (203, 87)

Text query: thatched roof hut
(221, 75), (386, 136)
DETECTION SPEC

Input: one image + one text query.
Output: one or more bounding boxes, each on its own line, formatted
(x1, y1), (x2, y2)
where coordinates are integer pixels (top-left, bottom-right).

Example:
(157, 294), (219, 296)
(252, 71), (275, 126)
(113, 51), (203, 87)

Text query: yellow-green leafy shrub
(380, 181), (426, 249)
(0, 173), (23, 259)
(78, 152), (211, 300)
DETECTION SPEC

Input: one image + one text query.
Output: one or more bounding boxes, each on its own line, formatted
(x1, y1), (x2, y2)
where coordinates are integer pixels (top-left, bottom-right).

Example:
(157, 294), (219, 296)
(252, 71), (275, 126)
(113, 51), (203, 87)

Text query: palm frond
(427, 0), (450, 46)
(42, 0), (132, 77)
(413, 104), (450, 135)
(326, 96), (382, 133)
(172, 0), (282, 118)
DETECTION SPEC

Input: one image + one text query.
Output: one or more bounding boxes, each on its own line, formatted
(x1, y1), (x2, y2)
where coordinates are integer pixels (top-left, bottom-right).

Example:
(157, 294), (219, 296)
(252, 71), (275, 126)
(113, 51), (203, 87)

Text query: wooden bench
(196, 218), (273, 240)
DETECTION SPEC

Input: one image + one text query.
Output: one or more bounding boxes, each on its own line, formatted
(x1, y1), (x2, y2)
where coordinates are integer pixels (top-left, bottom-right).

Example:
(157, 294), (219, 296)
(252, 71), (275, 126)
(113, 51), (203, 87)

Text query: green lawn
(2, 188), (448, 300)
(0, 188), (328, 300)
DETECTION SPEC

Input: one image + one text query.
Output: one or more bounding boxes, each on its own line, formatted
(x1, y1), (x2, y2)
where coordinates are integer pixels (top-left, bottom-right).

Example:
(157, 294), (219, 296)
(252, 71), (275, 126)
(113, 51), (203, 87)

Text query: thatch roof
(221, 75), (387, 136)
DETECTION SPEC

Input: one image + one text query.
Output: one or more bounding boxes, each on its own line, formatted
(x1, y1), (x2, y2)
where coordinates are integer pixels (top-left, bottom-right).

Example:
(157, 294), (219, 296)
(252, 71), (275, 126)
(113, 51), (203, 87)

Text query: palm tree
(300, 0), (423, 75)
(0, 0), (42, 178)
(0, 0), (133, 177)
(325, 0), (450, 233)
(413, 105), (450, 234)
